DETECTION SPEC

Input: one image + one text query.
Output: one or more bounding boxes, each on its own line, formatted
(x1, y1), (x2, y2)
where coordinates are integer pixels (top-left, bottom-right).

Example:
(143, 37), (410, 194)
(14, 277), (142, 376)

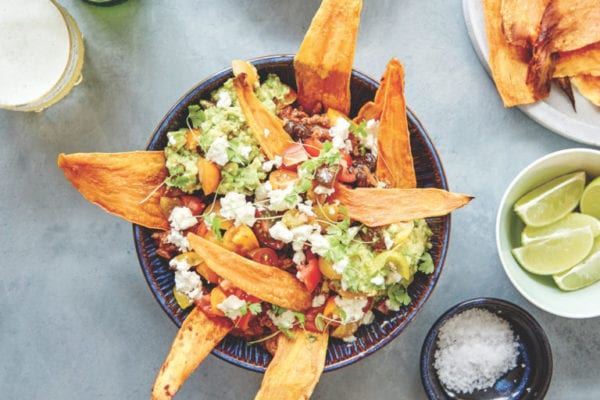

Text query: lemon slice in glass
(521, 213), (600, 245)
(554, 237), (600, 291)
(512, 226), (594, 275)
(514, 171), (586, 227)
(581, 176), (600, 220)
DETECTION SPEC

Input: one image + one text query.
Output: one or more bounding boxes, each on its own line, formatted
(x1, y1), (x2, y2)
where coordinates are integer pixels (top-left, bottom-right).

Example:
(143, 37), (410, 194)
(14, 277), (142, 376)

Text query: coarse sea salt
(433, 308), (519, 394)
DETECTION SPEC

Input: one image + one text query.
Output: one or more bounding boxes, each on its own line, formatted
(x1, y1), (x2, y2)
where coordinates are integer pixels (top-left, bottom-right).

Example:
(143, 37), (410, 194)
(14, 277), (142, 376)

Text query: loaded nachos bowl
(57, 1), (472, 399)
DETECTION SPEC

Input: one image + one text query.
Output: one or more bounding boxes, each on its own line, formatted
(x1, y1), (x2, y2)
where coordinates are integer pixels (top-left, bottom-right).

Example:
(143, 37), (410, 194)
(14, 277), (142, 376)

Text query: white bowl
(496, 148), (600, 318)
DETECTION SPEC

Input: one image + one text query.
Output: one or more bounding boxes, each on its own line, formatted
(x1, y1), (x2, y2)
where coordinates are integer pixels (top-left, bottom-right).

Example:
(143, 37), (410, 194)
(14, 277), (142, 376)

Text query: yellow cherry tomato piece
(209, 287), (227, 317)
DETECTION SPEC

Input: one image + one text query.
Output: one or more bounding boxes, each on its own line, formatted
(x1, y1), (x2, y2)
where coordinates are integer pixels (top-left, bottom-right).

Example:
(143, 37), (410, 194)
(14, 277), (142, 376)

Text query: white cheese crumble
(308, 233), (330, 257)
(169, 257), (190, 272)
(343, 335), (357, 343)
(312, 294), (326, 308)
(386, 271), (403, 285)
(174, 270), (203, 300)
(262, 155), (283, 172)
(239, 144), (252, 160)
(293, 250), (306, 265)
(169, 207), (198, 231)
(205, 136), (229, 166)
(314, 185), (335, 196)
(329, 117), (353, 152)
(269, 221), (294, 243)
(433, 308), (519, 394)
(362, 119), (379, 157)
(216, 91), (232, 108)
(383, 231), (395, 250)
(219, 192), (257, 227)
(376, 181), (388, 188)
(267, 184), (299, 211)
(334, 296), (368, 324)
(332, 257), (349, 274)
(267, 309), (297, 330)
(217, 295), (247, 319)
(297, 200), (315, 217)
(290, 224), (315, 251)
(166, 229), (190, 252)
(370, 275), (385, 286)
(254, 181), (272, 201)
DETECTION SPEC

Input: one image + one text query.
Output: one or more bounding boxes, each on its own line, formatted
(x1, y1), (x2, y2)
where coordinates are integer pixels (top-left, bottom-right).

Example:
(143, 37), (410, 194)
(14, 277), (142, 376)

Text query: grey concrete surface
(1, 1), (598, 399)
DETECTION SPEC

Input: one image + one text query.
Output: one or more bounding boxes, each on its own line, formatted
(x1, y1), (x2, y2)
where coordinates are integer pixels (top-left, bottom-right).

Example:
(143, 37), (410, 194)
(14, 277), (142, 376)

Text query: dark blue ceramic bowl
(420, 298), (553, 399)
(134, 55), (451, 372)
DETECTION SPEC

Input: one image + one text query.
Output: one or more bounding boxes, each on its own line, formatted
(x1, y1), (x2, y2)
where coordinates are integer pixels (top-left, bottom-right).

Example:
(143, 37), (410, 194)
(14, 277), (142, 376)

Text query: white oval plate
(463, 0), (600, 146)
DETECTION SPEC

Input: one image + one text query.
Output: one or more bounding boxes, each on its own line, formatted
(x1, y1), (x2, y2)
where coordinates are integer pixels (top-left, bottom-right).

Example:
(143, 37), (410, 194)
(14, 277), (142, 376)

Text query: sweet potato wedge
(294, 0), (363, 115)
(188, 234), (312, 311)
(483, 0), (537, 106)
(254, 329), (329, 400)
(528, 0), (600, 98)
(375, 59), (416, 189)
(334, 183), (473, 227)
(57, 152), (169, 230)
(232, 59), (259, 88)
(151, 308), (232, 400)
(572, 75), (600, 106)
(233, 72), (293, 160)
(501, 0), (549, 49)
(554, 43), (600, 78)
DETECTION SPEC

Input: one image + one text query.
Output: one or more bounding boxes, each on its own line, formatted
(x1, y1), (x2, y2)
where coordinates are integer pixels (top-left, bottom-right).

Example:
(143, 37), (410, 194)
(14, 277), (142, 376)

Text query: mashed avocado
(164, 74), (290, 194)
(324, 218), (433, 305)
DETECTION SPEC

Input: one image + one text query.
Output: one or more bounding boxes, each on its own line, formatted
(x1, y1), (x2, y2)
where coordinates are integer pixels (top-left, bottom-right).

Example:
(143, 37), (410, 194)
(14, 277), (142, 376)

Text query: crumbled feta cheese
(383, 231), (395, 250)
(239, 144), (252, 159)
(290, 224), (315, 251)
(293, 250), (306, 265)
(312, 294), (326, 308)
(330, 117), (352, 151)
(333, 257), (349, 274)
(254, 181), (272, 201)
(216, 91), (232, 108)
(343, 335), (357, 343)
(268, 184), (299, 211)
(269, 221), (294, 243)
(263, 128), (271, 137)
(169, 256), (190, 272)
(334, 296), (368, 324)
(360, 310), (375, 325)
(166, 230), (190, 252)
(314, 185), (335, 196)
(174, 270), (203, 300)
(267, 309), (297, 330)
(262, 156), (282, 172)
(370, 275), (385, 286)
(206, 136), (229, 166)
(376, 181), (388, 188)
(363, 119), (379, 157)
(297, 201), (315, 217)
(219, 192), (257, 227)
(169, 207), (198, 230)
(308, 233), (330, 256)
(386, 271), (403, 285)
(167, 132), (177, 146)
(217, 295), (247, 319)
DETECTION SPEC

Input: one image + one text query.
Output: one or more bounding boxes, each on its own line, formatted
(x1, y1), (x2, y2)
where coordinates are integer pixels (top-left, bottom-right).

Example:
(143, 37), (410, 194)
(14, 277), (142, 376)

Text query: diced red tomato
(181, 195), (206, 215)
(248, 247), (280, 266)
(235, 312), (252, 331)
(196, 294), (214, 317)
(296, 251), (322, 292)
(303, 137), (323, 157)
(282, 142), (309, 168)
(337, 152), (356, 183)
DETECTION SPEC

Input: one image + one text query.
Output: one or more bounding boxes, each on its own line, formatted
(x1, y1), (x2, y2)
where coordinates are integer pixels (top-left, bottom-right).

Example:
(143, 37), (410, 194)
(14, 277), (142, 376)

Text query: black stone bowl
(420, 297), (553, 399)
(134, 55), (452, 372)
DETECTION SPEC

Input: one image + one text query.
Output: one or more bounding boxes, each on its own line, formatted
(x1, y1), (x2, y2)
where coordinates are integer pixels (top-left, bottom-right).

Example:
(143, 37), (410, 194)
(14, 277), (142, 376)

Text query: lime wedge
(554, 237), (600, 291)
(512, 226), (594, 275)
(581, 176), (600, 220)
(514, 171), (586, 227)
(521, 213), (600, 245)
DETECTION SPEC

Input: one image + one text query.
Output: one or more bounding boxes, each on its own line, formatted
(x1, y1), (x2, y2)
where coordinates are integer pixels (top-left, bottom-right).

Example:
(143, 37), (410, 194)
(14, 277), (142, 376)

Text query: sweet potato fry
(375, 59), (416, 189)
(483, 0), (537, 106)
(528, 0), (600, 98)
(294, 0), (363, 115)
(57, 152), (169, 230)
(254, 330), (329, 400)
(188, 234), (312, 311)
(554, 43), (600, 78)
(151, 308), (232, 400)
(501, 0), (549, 49)
(334, 183), (473, 227)
(572, 75), (600, 106)
(232, 59), (259, 88)
(233, 72), (293, 160)
(353, 101), (380, 124)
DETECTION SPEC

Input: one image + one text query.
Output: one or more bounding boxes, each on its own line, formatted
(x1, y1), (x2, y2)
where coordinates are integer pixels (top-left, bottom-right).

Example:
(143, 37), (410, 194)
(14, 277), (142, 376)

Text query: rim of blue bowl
(134, 54), (451, 373)
(420, 297), (553, 399)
